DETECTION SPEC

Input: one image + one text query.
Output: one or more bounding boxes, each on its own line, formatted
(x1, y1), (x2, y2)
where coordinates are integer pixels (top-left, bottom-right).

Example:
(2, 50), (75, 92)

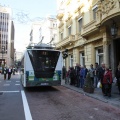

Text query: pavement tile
(62, 80), (120, 108)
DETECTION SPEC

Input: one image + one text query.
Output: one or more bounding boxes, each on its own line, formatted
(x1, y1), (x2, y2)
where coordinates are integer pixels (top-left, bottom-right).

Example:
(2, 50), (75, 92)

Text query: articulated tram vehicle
(20, 43), (62, 87)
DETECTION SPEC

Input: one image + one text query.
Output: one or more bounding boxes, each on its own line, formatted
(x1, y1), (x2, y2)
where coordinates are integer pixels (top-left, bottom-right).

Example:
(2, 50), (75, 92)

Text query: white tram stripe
(21, 90), (32, 120)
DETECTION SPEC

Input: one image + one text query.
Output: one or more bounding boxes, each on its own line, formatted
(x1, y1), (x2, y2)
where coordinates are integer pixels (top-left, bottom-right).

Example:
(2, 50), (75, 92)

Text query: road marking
(89, 116), (93, 119)
(3, 84), (10, 86)
(21, 90), (32, 120)
(0, 91), (20, 93)
(15, 84), (20, 85)
(16, 81), (20, 82)
(6, 81), (11, 82)
(94, 108), (98, 110)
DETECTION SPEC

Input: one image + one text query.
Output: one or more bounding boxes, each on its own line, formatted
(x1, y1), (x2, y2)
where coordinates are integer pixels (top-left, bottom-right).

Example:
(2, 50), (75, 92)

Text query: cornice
(74, 3), (84, 13)
(101, 0), (116, 15)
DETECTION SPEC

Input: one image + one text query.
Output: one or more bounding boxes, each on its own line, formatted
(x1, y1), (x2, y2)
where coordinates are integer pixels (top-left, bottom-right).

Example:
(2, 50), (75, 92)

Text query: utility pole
(1, 46), (5, 74)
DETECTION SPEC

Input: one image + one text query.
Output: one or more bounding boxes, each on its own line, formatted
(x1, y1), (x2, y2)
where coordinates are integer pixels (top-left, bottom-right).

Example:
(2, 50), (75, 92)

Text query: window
(78, 17), (82, 32)
(68, 25), (71, 35)
(80, 52), (85, 66)
(92, 5), (98, 20)
(28, 50), (60, 78)
(60, 32), (63, 40)
(96, 47), (103, 65)
(69, 54), (73, 67)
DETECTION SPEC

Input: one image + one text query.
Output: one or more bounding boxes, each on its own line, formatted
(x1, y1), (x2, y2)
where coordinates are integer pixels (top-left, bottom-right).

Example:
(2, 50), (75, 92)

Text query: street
(0, 73), (120, 120)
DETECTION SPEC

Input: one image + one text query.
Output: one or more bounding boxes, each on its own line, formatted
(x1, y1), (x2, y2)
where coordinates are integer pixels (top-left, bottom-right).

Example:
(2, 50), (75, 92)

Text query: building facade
(30, 21), (42, 44)
(39, 15), (57, 46)
(56, 0), (120, 76)
(0, 5), (15, 67)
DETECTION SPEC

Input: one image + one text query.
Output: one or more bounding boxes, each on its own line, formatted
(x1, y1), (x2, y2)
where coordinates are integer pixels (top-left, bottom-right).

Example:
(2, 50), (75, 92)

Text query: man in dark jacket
(7, 67), (12, 80)
(75, 63), (80, 87)
(3, 67), (7, 80)
(62, 66), (66, 80)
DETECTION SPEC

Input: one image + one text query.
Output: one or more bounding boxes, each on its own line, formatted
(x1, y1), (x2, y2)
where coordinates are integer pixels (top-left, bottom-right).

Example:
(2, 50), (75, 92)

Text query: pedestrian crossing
(0, 78), (21, 87)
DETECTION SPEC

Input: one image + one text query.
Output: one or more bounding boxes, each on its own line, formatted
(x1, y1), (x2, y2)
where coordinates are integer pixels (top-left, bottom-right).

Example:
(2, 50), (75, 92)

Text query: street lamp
(111, 20), (118, 38)
(1, 46), (5, 74)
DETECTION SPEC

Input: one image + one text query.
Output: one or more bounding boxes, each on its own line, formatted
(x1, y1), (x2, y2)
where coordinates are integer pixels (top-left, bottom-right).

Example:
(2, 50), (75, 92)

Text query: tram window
(28, 50), (60, 78)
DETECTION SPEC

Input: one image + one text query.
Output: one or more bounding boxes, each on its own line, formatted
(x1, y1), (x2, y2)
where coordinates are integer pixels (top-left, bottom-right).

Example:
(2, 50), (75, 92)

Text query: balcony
(57, 9), (64, 20)
(81, 20), (99, 39)
(56, 35), (75, 49)
(97, 0), (120, 25)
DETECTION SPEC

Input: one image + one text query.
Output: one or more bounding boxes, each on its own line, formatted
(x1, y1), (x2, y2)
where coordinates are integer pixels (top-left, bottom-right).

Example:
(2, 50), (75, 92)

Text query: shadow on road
(24, 86), (59, 92)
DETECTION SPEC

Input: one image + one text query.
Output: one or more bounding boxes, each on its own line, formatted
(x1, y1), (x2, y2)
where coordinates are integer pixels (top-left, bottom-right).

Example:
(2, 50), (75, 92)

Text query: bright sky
(0, 0), (57, 52)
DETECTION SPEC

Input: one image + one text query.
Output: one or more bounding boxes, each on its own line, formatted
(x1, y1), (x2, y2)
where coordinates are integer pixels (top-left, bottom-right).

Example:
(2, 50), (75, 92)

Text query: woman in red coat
(103, 67), (112, 97)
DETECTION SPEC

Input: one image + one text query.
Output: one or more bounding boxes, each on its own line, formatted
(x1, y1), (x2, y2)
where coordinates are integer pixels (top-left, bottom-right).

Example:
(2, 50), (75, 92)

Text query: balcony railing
(56, 35), (75, 48)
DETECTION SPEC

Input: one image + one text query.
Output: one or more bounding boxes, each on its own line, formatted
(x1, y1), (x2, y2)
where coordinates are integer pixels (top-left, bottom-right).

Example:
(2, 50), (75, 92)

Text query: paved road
(0, 73), (120, 120)
(25, 86), (120, 120)
(0, 73), (25, 120)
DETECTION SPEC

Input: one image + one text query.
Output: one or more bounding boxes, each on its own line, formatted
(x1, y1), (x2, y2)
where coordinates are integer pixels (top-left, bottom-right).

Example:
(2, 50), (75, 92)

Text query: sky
(0, 0), (57, 52)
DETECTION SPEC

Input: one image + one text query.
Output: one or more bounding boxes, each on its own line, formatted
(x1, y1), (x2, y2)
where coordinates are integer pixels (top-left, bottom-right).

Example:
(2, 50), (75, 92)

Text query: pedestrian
(7, 66), (12, 80)
(103, 66), (112, 97)
(75, 63), (80, 87)
(98, 63), (106, 95)
(115, 65), (120, 94)
(88, 64), (95, 87)
(69, 67), (75, 85)
(80, 65), (85, 88)
(94, 62), (100, 88)
(84, 65), (88, 78)
(3, 67), (7, 80)
(12, 67), (15, 75)
(62, 66), (66, 80)
(65, 67), (71, 84)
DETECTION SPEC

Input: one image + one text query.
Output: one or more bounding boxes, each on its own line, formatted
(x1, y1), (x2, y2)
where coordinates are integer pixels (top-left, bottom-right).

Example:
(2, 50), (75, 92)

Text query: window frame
(78, 17), (82, 32)
(92, 5), (98, 20)
(68, 25), (72, 36)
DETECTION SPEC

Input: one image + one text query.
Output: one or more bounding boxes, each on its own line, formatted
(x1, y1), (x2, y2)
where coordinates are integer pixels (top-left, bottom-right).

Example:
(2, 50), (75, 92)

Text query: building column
(73, 48), (79, 66)
(103, 32), (110, 68)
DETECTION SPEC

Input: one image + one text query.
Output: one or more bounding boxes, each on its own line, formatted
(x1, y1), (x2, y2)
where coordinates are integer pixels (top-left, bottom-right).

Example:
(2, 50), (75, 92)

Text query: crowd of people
(2, 66), (17, 80)
(62, 62), (120, 97)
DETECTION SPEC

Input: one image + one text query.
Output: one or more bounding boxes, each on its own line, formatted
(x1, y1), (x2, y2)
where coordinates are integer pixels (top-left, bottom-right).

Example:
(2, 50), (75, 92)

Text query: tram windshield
(28, 50), (60, 78)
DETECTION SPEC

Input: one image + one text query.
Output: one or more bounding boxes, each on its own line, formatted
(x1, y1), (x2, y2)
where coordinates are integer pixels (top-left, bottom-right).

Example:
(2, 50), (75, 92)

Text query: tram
(20, 43), (62, 87)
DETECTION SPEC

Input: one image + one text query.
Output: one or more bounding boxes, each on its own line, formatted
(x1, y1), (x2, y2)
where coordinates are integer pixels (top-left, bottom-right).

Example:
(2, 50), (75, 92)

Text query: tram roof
(27, 43), (55, 50)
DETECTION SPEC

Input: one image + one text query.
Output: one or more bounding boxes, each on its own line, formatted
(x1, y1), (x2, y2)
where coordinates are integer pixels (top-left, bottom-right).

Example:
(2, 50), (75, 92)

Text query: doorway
(114, 39), (120, 68)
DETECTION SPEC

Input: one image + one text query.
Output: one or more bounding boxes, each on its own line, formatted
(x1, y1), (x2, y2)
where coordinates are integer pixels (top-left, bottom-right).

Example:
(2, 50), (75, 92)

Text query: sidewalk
(61, 80), (120, 108)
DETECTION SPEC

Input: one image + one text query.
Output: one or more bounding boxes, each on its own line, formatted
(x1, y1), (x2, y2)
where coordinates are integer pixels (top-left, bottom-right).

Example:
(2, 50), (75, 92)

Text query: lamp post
(111, 20), (118, 38)
(1, 46), (5, 74)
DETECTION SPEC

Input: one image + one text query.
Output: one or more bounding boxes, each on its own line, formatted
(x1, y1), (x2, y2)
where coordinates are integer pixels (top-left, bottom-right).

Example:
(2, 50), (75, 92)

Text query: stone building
(56, 0), (120, 76)
(29, 16), (57, 46)
(0, 5), (15, 67)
